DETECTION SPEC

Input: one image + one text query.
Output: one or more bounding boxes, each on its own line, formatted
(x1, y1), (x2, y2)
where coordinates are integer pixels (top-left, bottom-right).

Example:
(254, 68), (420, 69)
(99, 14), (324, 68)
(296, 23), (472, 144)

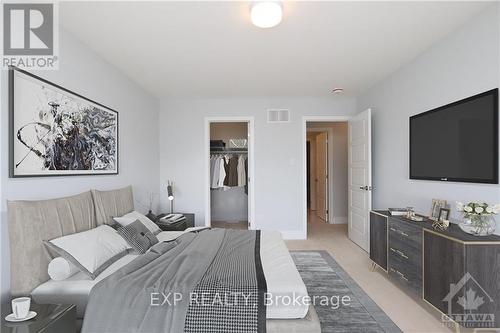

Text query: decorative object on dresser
(438, 208), (450, 222)
(370, 210), (500, 329)
(388, 208), (408, 216)
(2, 303), (76, 333)
(456, 201), (498, 236)
(431, 219), (449, 232)
(9, 67), (118, 178)
(155, 213), (195, 231)
(430, 199), (447, 220)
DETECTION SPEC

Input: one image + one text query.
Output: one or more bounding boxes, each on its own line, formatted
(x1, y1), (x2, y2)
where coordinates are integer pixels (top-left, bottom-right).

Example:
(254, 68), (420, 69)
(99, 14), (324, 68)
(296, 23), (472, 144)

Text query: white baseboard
(280, 230), (307, 240)
(330, 216), (347, 225)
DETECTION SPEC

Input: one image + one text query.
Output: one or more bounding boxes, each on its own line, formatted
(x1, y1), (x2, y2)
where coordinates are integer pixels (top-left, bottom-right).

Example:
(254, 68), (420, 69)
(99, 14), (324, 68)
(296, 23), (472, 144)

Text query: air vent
(267, 109), (290, 123)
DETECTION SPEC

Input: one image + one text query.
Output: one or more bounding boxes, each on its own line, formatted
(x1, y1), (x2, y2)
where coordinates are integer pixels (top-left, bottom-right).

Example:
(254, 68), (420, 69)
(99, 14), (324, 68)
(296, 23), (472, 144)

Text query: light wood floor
(212, 221), (248, 230)
(286, 211), (454, 333)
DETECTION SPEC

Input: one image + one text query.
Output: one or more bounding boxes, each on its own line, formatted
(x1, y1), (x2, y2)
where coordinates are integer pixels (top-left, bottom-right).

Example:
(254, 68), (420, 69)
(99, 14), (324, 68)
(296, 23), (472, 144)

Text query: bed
(8, 187), (320, 333)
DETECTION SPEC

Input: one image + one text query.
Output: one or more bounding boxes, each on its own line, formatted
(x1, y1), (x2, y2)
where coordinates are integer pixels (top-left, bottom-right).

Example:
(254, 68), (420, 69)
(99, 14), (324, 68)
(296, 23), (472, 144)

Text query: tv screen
(410, 89), (498, 184)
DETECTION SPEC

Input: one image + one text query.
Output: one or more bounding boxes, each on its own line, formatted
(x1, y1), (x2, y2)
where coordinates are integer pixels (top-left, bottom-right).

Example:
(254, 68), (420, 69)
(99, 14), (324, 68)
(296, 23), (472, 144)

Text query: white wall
(358, 6), (500, 231)
(0, 29), (160, 303)
(159, 97), (356, 238)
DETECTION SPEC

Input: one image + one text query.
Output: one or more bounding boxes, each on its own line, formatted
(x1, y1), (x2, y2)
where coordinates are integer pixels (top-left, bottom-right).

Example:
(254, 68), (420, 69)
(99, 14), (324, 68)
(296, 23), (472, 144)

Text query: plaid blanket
(185, 230), (267, 333)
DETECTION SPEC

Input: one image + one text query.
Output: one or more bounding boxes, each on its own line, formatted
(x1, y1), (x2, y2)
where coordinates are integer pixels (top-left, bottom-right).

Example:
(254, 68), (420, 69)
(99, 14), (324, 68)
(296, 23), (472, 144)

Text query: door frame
(204, 116), (255, 229)
(302, 116), (350, 239)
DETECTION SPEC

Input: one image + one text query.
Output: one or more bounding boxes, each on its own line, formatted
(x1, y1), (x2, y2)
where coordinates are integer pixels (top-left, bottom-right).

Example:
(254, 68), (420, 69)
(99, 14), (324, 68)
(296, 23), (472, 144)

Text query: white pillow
(44, 225), (131, 279)
(48, 257), (79, 281)
(113, 211), (161, 235)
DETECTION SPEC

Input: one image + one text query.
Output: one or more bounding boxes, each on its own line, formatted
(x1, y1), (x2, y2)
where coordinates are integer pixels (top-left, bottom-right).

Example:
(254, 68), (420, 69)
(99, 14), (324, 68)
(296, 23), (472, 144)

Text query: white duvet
(32, 229), (309, 320)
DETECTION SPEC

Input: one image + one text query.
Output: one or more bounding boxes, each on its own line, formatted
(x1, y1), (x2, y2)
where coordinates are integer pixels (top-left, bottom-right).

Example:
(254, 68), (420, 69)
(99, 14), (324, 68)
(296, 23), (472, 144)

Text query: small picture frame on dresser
(430, 199), (447, 220)
(438, 208), (450, 222)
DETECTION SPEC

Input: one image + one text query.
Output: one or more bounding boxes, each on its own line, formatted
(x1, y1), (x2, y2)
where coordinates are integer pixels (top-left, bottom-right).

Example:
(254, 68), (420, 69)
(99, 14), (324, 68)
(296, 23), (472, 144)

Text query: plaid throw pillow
(117, 220), (159, 254)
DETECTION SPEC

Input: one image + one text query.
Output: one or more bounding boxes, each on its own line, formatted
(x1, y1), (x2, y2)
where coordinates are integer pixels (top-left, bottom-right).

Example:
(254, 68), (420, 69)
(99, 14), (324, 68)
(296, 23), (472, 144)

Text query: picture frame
(430, 199), (447, 220)
(438, 208), (450, 222)
(9, 67), (119, 177)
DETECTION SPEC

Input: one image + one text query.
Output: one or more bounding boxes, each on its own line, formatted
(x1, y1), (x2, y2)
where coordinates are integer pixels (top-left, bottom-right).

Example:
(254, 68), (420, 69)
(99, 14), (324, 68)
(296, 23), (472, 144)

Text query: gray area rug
(291, 251), (401, 333)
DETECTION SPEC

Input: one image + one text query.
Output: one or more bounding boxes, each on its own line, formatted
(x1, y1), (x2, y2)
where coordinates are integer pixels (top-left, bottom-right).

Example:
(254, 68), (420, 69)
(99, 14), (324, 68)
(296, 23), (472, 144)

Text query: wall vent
(267, 109), (290, 123)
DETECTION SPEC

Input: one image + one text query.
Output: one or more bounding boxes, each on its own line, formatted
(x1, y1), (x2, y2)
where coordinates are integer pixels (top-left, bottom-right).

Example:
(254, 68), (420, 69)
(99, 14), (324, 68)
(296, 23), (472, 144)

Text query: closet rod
(210, 151), (248, 154)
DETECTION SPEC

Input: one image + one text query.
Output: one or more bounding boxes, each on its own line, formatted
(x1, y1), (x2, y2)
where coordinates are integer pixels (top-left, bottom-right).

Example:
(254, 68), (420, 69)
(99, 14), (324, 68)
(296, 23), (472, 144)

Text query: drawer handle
(390, 268), (409, 281)
(390, 247), (409, 260)
(390, 227), (409, 238)
(396, 270), (409, 281)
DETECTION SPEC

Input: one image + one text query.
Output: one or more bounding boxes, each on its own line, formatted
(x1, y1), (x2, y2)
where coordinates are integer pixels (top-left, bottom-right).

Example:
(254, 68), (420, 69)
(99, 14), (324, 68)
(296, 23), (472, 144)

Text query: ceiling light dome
(251, 1), (283, 28)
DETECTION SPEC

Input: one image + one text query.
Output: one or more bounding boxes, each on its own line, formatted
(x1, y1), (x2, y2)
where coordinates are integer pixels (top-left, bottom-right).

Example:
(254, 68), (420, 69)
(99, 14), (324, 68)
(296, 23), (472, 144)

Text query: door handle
(359, 186), (373, 191)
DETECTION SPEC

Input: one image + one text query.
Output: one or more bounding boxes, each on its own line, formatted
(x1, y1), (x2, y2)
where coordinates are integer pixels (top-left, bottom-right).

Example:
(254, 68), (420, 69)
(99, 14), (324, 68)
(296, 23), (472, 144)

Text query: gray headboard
(7, 186), (134, 296)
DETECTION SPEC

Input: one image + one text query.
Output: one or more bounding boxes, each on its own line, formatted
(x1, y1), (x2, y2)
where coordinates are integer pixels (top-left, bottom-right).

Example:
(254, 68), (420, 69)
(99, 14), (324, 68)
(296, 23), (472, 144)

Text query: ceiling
(60, 1), (492, 98)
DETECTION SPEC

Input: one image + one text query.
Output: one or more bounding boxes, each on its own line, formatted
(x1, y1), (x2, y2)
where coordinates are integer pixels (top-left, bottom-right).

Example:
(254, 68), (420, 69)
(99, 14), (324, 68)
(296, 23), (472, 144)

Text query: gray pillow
(117, 220), (159, 254)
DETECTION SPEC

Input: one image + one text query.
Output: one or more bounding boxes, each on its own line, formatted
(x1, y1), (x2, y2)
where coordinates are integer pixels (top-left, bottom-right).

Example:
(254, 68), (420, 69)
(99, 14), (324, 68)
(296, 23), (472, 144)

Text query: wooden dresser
(370, 210), (500, 329)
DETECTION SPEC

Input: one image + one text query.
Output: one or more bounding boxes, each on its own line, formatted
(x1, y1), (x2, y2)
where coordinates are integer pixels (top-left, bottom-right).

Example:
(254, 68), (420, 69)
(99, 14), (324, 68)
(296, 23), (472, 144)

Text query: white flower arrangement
(456, 202), (500, 217)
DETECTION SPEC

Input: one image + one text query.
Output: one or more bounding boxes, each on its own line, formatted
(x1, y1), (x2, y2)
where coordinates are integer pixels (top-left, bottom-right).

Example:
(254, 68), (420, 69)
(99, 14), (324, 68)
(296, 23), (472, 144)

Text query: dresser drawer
(389, 252), (422, 295)
(389, 233), (422, 267)
(388, 218), (422, 245)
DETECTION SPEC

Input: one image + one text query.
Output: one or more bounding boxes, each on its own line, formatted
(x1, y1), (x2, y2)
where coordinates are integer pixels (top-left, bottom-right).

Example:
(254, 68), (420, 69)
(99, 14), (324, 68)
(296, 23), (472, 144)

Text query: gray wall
(0, 28), (160, 303)
(159, 97), (356, 237)
(357, 6), (500, 230)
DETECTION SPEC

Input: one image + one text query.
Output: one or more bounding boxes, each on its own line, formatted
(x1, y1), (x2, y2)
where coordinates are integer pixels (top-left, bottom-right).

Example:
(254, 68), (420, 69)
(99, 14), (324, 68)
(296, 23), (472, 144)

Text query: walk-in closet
(209, 122), (249, 230)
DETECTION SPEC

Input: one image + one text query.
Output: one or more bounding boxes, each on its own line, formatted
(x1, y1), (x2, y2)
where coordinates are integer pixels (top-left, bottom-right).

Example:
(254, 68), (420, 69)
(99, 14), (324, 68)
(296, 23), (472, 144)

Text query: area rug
(291, 251), (401, 333)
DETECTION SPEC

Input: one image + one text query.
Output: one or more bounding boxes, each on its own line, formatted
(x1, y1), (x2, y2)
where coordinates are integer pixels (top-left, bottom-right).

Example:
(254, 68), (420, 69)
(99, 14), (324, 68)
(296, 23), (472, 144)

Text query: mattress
(32, 229), (309, 320)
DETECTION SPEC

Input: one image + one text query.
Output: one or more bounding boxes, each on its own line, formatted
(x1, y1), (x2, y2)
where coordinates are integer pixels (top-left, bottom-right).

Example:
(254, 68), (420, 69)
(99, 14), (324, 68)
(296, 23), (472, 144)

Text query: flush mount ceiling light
(251, 1), (283, 28)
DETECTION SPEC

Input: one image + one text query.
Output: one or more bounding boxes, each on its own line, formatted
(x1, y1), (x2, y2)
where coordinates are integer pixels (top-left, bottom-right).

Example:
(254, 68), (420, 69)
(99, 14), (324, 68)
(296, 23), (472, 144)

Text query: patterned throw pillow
(117, 220), (159, 254)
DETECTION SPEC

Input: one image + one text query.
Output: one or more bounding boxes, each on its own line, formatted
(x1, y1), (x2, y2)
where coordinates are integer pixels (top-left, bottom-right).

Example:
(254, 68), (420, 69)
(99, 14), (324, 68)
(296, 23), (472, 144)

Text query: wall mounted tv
(410, 88), (498, 184)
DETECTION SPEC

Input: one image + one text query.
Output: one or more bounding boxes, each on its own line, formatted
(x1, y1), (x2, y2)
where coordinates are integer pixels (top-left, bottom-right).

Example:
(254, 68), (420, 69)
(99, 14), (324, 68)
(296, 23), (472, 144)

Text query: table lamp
(167, 181), (174, 214)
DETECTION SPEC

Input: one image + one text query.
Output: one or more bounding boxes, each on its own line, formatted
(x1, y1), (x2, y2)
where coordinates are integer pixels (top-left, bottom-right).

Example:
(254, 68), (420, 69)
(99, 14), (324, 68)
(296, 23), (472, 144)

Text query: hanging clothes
(210, 153), (248, 191)
(217, 156), (226, 188)
(210, 156), (219, 188)
(237, 155), (247, 187)
(210, 155), (227, 189)
(227, 155), (239, 187)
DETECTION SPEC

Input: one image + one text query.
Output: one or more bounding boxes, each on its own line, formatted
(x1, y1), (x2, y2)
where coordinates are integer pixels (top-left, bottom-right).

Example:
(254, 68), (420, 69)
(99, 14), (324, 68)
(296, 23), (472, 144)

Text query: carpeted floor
(291, 251), (402, 333)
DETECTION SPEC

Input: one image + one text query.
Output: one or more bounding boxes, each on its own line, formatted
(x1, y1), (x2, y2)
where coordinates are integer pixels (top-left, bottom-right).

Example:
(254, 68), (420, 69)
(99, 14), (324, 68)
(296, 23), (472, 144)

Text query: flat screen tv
(410, 88), (498, 184)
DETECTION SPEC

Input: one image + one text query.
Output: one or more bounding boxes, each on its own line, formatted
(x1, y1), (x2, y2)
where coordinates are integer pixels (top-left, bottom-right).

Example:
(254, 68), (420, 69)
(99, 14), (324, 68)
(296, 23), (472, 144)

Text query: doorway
(303, 111), (372, 251)
(205, 117), (255, 230)
(306, 122), (348, 226)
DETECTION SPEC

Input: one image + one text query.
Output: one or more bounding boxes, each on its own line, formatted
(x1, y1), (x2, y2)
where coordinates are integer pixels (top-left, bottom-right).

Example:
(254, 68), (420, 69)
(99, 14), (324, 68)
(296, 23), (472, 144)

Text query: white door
(316, 132), (328, 222)
(348, 109), (372, 251)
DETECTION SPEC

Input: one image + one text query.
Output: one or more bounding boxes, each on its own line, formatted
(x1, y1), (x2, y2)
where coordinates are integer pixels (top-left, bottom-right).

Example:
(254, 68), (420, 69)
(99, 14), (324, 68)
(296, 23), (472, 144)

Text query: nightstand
(2, 303), (76, 333)
(155, 213), (195, 231)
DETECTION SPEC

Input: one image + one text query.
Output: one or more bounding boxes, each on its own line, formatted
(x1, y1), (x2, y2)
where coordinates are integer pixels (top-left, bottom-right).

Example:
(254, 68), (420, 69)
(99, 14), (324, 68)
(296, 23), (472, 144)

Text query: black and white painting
(9, 68), (119, 177)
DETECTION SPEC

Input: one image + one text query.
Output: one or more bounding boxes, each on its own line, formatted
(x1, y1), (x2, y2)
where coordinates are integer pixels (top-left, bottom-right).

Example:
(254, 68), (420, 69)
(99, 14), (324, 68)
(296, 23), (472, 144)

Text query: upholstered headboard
(7, 186), (135, 296)
(92, 186), (134, 225)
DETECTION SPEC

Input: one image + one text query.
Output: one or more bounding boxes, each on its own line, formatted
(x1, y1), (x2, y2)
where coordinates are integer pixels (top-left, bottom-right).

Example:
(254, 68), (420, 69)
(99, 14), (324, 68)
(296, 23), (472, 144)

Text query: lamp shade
(167, 185), (174, 201)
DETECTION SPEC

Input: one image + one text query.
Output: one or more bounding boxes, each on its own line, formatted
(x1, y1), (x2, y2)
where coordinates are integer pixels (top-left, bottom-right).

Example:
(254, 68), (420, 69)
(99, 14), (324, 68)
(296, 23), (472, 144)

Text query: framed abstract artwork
(9, 67), (119, 177)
